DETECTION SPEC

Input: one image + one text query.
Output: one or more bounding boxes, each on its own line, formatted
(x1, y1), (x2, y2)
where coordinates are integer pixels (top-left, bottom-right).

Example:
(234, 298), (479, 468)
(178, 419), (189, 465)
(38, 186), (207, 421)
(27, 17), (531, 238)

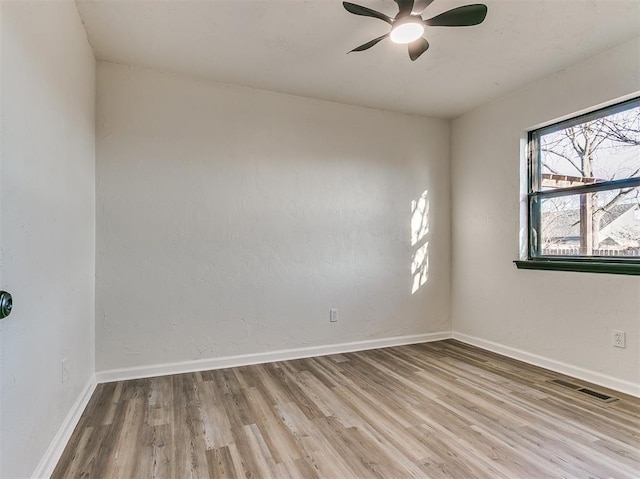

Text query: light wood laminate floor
(53, 340), (640, 478)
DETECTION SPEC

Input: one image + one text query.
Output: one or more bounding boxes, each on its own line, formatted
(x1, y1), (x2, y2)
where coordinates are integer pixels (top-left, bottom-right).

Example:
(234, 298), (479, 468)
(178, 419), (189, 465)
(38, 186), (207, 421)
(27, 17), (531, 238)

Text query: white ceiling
(76, 0), (640, 119)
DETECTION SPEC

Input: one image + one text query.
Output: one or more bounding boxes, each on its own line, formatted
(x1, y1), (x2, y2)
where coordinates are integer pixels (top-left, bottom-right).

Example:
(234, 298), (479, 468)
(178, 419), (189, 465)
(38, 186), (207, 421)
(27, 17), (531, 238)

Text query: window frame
(515, 97), (640, 275)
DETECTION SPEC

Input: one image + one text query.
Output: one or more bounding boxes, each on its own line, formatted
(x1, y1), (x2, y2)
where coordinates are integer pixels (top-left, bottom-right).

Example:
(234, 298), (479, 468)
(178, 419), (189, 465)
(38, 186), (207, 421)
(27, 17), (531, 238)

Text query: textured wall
(95, 62), (451, 372)
(0, 1), (96, 477)
(451, 38), (640, 385)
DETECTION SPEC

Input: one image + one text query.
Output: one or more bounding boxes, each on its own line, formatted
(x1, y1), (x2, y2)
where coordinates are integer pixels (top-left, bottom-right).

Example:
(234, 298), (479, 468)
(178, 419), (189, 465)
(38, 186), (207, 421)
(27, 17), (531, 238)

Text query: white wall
(0, 1), (96, 477)
(451, 38), (640, 390)
(96, 62), (450, 372)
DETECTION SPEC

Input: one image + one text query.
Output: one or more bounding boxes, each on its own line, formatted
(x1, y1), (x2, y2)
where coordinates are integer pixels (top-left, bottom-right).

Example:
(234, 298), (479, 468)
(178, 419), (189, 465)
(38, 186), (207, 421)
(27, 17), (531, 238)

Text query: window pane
(538, 104), (640, 191)
(538, 187), (640, 257)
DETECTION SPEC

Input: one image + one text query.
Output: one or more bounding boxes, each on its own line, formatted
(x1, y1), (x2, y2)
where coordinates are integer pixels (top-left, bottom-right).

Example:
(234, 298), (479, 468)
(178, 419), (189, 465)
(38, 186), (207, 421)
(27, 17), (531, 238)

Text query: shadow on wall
(411, 189), (429, 294)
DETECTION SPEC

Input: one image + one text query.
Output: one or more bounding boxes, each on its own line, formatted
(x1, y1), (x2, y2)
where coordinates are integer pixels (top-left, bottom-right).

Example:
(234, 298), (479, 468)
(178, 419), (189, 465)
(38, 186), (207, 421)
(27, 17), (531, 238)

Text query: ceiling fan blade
(425, 4), (488, 27)
(411, 0), (435, 15)
(394, 0), (414, 16)
(348, 33), (390, 53)
(343, 2), (393, 24)
(408, 37), (429, 61)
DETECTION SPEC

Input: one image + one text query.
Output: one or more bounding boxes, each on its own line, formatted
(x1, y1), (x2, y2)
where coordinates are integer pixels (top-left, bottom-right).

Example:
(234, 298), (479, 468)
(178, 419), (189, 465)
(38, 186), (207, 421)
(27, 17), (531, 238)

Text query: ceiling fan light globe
(390, 22), (424, 44)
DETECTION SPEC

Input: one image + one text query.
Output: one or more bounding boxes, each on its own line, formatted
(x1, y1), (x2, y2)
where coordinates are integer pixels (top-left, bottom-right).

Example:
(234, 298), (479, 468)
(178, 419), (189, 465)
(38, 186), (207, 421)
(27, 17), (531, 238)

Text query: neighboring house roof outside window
(541, 174), (598, 189)
(543, 203), (640, 246)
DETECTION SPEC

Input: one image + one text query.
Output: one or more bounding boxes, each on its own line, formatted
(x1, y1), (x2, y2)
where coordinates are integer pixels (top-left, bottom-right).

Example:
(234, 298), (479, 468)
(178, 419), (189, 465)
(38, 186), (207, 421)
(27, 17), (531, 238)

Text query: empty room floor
(53, 340), (640, 478)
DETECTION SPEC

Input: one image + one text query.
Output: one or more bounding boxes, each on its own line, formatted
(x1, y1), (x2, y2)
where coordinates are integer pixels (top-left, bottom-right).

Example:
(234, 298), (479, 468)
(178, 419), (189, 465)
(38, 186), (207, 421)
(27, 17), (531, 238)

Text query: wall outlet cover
(613, 330), (626, 349)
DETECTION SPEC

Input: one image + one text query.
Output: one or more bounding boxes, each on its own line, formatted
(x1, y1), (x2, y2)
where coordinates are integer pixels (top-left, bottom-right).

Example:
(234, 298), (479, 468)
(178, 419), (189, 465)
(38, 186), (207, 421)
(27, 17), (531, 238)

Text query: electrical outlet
(62, 358), (69, 384)
(330, 309), (338, 323)
(613, 330), (626, 349)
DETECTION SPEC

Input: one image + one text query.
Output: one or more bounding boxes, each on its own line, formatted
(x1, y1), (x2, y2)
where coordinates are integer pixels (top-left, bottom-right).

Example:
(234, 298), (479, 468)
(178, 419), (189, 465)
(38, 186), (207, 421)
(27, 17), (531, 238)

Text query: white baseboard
(452, 332), (640, 398)
(32, 376), (97, 479)
(96, 331), (452, 383)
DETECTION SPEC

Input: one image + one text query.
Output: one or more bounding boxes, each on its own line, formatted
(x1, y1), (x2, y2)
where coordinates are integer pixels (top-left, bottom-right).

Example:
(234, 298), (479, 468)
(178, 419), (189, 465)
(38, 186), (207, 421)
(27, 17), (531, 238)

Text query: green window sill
(514, 259), (640, 276)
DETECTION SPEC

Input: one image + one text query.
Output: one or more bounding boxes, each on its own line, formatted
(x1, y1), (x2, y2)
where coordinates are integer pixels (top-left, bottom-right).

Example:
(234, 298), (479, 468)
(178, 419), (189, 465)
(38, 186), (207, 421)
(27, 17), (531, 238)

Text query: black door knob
(0, 291), (12, 319)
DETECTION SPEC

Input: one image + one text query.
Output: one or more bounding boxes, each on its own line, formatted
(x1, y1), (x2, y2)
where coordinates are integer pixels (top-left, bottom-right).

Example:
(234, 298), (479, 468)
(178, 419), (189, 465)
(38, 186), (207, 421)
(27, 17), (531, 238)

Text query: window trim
(517, 97), (640, 275)
(514, 258), (640, 276)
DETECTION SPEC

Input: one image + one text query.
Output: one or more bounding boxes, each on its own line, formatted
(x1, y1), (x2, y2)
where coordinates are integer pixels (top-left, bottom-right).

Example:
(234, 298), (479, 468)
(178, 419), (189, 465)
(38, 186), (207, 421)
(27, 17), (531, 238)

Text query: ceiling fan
(343, 0), (488, 60)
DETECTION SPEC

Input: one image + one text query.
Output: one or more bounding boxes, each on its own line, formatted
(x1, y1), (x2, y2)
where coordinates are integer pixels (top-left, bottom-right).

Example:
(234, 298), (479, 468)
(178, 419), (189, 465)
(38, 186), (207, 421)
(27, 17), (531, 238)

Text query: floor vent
(329, 354), (350, 363)
(550, 379), (581, 390)
(549, 379), (618, 403)
(577, 388), (618, 402)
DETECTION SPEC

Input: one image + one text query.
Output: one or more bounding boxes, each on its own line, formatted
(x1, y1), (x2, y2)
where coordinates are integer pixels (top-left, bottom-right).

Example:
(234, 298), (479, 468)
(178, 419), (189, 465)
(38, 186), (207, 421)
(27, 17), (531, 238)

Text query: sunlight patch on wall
(411, 189), (430, 294)
(411, 190), (429, 246)
(411, 242), (429, 294)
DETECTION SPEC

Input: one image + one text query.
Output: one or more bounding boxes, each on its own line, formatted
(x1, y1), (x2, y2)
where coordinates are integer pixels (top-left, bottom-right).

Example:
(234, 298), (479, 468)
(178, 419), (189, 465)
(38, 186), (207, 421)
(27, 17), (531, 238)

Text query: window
(517, 97), (640, 275)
